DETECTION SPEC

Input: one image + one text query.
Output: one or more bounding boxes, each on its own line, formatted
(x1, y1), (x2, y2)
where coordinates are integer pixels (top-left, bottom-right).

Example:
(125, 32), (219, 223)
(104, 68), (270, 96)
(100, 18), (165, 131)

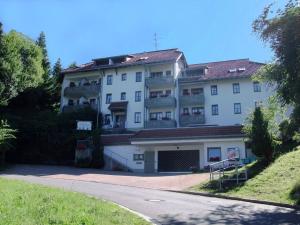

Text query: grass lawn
(191, 146), (300, 206)
(0, 178), (151, 225)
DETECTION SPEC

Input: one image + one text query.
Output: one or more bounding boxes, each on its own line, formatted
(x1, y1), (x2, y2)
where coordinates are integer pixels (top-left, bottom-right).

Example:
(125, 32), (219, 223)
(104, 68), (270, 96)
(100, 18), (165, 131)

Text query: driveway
(3, 164), (209, 190)
(1, 169), (299, 225)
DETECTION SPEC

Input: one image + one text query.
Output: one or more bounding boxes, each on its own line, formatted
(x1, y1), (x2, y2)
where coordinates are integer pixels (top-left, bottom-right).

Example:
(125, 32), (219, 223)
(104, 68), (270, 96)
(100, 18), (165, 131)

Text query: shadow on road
(155, 204), (300, 225)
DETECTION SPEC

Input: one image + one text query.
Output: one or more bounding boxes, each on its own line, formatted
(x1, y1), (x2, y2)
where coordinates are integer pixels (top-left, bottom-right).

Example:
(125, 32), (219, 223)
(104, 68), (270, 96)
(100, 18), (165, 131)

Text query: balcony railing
(64, 84), (101, 98)
(145, 119), (177, 129)
(145, 77), (175, 89)
(145, 96), (176, 108)
(180, 114), (205, 127)
(62, 104), (98, 113)
(179, 94), (204, 106)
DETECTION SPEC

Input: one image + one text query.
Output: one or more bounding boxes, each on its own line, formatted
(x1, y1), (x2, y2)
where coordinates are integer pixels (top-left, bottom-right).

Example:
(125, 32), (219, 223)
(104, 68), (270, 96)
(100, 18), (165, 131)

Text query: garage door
(158, 150), (199, 172)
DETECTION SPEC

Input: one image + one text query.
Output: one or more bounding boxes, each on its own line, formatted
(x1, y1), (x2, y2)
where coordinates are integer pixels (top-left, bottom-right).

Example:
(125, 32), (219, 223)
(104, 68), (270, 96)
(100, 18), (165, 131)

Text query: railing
(209, 158), (248, 189)
(145, 119), (177, 129)
(180, 114), (205, 126)
(62, 104), (98, 113)
(145, 96), (176, 108)
(179, 94), (205, 106)
(64, 84), (101, 98)
(145, 77), (175, 88)
(104, 149), (129, 172)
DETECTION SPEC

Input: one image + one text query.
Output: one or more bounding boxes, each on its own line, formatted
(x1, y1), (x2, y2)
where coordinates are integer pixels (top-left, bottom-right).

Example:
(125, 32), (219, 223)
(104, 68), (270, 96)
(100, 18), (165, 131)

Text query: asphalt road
(1, 173), (299, 225)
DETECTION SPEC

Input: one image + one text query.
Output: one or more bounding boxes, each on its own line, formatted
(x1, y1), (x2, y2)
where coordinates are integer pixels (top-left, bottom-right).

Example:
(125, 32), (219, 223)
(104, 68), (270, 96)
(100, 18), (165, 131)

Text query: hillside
(193, 146), (300, 205)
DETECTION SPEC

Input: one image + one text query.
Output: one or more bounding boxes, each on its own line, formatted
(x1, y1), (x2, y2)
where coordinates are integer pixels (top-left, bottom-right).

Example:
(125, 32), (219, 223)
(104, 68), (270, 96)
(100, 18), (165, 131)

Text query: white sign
(227, 147), (240, 159)
(77, 121), (92, 131)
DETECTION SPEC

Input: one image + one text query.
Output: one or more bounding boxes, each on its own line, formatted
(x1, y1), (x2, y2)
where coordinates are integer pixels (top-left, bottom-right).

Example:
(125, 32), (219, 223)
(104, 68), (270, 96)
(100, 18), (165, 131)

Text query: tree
(0, 26), (44, 106)
(52, 58), (63, 83)
(249, 107), (274, 164)
(68, 62), (77, 69)
(36, 32), (51, 80)
(253, 1), (300, 139)
(0, 120), (15, 166)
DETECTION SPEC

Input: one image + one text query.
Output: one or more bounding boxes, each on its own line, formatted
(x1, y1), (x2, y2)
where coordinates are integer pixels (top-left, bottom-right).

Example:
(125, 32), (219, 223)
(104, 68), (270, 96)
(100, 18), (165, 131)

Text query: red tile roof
(131, 126), (244, 141)
(184, 59), (264, 81)
(101, 126), (244, 145)
(62, 48), (183, 74)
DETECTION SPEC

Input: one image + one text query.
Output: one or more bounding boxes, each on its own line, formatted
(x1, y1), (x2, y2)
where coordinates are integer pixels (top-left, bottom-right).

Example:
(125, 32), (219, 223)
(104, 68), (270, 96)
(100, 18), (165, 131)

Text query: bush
(290, 180), (300, 205)
(4, 108), (100, 165)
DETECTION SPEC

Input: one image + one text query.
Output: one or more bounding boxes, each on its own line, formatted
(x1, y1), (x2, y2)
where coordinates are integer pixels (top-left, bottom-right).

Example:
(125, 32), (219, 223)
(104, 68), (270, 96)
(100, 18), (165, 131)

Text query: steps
(103, 150), (131, 172)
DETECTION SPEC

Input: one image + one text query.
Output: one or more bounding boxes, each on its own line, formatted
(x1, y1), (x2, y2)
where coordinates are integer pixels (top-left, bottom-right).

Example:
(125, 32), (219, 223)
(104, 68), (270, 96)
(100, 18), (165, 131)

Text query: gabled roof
(183, 59), (264, 81)
(62, 48), (184, 74)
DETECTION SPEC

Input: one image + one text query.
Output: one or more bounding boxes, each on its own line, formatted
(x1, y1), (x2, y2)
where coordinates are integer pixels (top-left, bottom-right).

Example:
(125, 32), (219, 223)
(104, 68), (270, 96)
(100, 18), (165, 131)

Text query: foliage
(0, 178), (150, 225)
(90, 128), (104, 168)
(0, 120), (15, 151)
(3, 105), (99, 165)
(193, 146), (300, 205)
(68, 61), (77, 69)
(36, 32), (51, 80)
(248, 107), (274, 163)
(50, 58), (63, 106)
(253, 1), (300, 146)
(0, 23), (44, 106)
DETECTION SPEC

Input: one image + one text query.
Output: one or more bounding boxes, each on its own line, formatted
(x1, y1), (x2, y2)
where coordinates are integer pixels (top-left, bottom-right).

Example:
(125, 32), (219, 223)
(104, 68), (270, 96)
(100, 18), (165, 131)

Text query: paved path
(3, 164), (209, 190)
(1, 167), (299, 225)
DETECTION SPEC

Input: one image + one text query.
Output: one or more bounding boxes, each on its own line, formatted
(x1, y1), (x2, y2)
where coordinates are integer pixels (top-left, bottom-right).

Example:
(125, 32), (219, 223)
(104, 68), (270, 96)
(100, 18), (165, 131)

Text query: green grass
(0, 178), (151, 225)
(191, 146), (300, 205)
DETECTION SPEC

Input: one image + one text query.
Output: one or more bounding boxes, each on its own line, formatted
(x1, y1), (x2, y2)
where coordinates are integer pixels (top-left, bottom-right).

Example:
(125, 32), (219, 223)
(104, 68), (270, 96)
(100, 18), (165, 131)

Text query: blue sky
(0, 0), (286, 67)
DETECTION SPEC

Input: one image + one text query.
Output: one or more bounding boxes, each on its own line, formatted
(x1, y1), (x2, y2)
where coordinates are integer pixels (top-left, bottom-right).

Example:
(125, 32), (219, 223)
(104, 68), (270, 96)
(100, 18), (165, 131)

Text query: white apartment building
(61, 48), (271, 173)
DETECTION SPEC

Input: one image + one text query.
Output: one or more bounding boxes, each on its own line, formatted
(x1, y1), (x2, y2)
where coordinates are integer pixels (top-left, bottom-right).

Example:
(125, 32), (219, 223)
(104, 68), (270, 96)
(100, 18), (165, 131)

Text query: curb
(166, 190), (300, 210)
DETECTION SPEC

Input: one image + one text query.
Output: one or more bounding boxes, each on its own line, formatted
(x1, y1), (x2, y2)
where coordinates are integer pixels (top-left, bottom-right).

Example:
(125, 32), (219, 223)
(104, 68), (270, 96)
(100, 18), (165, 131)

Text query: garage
(157, 150), (199, 172)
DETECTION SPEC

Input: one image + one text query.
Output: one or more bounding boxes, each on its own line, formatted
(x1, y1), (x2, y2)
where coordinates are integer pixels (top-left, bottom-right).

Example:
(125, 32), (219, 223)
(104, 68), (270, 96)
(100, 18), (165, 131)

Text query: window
(121, 92), (126, 100)
(234, 103), (241, 114)
(150, 72), (163, 78)
(166, 70), (172, 76)
(133, 154), (144, 161)
(68, 99), (74, 106)
(212, 104), (219, 115)
(121, 73), (127, 81)
(211, 85), (218, 95)
(165, 90), (171, 96)
(69, 82), (75, 87)
(183, 89), (190, 96)
(165, 111), (171, 119)
(104, 114), (111, 125)
(150, 91), (163, 98)
(253, 81), (261, 92)
(106, 94), (112, 104)
(150, 112), (162, 120)
(232, 83), (240, 94)
(192, 107), (203, 115)
(134, 112), (141, 123)
(89, 98), (96, 105)
(207, 147), (221, 162)
(183, 108), (189, 115)
(107, 75), (112, 85)
(191, 88), (203, 95)
(135, 91), (142, 102)
(136, 72), (142, 82)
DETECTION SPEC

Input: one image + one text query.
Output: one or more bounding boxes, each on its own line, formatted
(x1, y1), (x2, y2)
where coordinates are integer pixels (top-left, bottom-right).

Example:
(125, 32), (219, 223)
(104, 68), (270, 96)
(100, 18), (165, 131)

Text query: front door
(144, 151), (155, 173)
(115, 115), (126, 128)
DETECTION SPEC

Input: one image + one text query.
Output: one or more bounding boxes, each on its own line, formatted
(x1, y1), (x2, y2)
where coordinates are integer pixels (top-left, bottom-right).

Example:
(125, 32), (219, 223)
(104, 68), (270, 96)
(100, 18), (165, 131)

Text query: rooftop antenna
(154, 32), (158, 50)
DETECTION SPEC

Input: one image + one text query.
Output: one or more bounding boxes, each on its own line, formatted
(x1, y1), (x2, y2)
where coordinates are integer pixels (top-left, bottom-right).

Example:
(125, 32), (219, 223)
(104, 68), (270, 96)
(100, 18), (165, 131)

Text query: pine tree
(36, 31), (51, 80)
(53, 58), (63, 83)
(250, 107), (273, 163)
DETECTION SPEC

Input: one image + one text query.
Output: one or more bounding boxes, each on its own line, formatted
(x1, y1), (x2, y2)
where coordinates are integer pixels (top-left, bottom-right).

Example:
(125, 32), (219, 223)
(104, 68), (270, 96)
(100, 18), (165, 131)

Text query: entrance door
(115, 115), (126, 128)
(158, 150), (199, 172)
(144, 151), (155, 173)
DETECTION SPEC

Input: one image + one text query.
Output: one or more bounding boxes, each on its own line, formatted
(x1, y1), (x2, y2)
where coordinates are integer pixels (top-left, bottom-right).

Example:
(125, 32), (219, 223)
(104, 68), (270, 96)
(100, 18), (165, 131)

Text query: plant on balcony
(83, 82), (90, 86)
(69, 82), (76, 87)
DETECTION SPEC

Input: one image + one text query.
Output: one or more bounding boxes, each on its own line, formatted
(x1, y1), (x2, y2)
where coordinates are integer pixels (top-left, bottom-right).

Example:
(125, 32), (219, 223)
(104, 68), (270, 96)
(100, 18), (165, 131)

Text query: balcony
(145, 77), (175, 89)
(64, 84), (101, 98)
(179, 94), (204, 107)
(62, 104), (98, 113)
(145, 96), (176, 109)
(180, 114), (205, 127)
(145, 119), (177, 129)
